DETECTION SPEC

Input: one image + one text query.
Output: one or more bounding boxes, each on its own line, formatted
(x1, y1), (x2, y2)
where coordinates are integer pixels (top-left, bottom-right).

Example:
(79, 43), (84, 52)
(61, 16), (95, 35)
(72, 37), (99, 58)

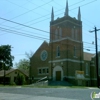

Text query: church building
(30, 1), (99, 86)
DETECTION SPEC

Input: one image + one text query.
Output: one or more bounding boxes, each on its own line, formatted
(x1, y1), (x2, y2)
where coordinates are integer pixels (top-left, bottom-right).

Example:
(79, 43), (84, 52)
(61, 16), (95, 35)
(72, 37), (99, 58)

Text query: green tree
(15, 59), (29, 71)
(25, 51), (33, 59)
(15, 73), (26, 85)
(15, 51), (33, 71)
(0, 45), (14, 70)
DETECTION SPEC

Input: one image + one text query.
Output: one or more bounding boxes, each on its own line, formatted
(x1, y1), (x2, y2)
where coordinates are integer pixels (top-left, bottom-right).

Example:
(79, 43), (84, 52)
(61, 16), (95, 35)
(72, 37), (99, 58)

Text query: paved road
(0, 87), (100, 100)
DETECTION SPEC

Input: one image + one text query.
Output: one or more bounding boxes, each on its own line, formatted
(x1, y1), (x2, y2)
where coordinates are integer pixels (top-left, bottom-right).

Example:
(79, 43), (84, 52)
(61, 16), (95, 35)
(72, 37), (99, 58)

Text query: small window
(55, 29), (58, 39)
(56, 46), (60, 57)
(72, 28), (74, 39)
(15, 71), (17, 74)
(39, 69), (42, 74)
(75, 29), (77, 40)
(47, 69), (49, 73)
(43, 69), (45, 73)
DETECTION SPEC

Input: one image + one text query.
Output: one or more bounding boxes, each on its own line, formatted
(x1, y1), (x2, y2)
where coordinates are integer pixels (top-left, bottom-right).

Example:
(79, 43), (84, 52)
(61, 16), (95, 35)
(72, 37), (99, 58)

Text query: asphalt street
(0, 93), (78, 100)
(0, 87), (100, 100)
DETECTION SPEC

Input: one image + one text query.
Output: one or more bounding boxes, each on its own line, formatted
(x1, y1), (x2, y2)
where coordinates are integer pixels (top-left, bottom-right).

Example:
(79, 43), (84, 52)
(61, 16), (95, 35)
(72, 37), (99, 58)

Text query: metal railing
(34, 76), (48, 86)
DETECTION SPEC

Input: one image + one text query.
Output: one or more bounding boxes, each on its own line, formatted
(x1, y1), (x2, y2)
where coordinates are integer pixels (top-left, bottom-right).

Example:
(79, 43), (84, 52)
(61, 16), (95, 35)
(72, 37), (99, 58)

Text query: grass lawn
(0, 84), (97, 89)
(23, 85), (95, 89)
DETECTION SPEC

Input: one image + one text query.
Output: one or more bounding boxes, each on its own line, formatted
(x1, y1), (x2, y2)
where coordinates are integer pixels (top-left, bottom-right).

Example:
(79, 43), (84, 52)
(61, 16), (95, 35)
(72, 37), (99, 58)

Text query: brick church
(30, 1), (100, 86)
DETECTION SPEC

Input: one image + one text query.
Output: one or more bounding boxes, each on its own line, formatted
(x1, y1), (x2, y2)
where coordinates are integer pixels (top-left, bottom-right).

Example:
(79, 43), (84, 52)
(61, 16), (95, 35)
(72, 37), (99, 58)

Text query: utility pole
(89, 26), (100, 88)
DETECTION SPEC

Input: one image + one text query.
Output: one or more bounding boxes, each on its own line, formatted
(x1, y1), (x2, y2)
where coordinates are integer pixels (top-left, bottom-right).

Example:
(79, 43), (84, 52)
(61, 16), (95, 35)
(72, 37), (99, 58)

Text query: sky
(0, 0), (100, 67)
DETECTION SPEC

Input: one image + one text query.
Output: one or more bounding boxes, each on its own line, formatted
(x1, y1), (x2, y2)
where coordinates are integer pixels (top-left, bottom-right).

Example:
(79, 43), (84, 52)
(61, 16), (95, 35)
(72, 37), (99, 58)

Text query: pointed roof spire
(64, 0), (69, 16)
(51, 7), (54, 22)
(78, 7), (81, 21)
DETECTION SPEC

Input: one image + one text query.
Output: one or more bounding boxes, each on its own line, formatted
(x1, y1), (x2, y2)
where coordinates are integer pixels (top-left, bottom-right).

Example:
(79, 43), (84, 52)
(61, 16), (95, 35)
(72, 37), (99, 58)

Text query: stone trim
(64, 76), (75, 79)
(49, 58), (84, 63)
(50, 37), (83, 43)
(85, 78), (97, 80)
(50, 19), (82, 26)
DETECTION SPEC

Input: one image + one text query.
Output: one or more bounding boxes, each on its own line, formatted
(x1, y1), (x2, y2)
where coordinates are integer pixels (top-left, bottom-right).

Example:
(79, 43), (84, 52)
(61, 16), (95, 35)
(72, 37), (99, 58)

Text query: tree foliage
(25, 51), (33, 59)
(15, 59), (29, 71)
(15, 73), (26, 85)
(0, 45), (14, 70)
(15, 51), (33, 71)
(14, 52), (33, 85)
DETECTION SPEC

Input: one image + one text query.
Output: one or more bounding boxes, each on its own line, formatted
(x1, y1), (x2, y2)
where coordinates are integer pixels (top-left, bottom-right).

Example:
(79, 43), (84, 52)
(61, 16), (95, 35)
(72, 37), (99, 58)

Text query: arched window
(72, 28), (74, 39)
(56, 46), (60, 57)
(74, 46), (76, 56)
(55, 29), (58, 39)
(75, 29), (78, 40)
(86, 63), (89, 75)
(59, 28), (62, 39)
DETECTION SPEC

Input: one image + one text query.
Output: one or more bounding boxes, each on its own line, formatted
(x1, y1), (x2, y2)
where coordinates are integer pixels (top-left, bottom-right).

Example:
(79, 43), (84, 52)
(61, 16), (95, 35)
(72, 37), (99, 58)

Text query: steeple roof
(64, 0), (68, 16)
(51, 7), (54, 22)
(78, 7), (81, 21)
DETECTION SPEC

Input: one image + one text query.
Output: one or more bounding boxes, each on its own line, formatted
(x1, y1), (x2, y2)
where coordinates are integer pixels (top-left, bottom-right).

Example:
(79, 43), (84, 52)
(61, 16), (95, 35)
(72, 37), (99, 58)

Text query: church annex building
(30, 1), (100, 87)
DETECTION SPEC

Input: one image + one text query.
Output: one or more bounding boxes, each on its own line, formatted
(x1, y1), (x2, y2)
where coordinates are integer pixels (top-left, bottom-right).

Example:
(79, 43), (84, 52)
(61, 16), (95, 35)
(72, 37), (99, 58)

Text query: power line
(53, 0), (85, 7)
(24, 0), (96, 25)
(2, 0), (29, 16)
(6, 0), (45, 16)
(1, 0), (85, 28)
(6, 0), (30, 10)
(0, 0), (98, 43)
(0, 23), (99, 51)
(0, 16), (99, 49)
(27, 0), (52, 12)
(0, 24), (49, 37)
(32, 0), (96, 26)
(1, 0), (96, 28)
(0, 1), (99, 47)
(1, 15), (93, 42)
(24, 0), (99, 42)
(0, 26), (99, 54)
(0, 17), (49, 33)
(0, 25), (98, 50)
(0, 26), (49, 40)
(0, 0), (99, 48)
(0, 0), (53, 25)
(0, 19), (99, 49)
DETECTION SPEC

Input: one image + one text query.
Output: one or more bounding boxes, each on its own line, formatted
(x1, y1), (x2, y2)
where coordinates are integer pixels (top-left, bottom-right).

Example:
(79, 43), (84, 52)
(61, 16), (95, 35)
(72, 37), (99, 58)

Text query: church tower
(49, 1), (83, 85)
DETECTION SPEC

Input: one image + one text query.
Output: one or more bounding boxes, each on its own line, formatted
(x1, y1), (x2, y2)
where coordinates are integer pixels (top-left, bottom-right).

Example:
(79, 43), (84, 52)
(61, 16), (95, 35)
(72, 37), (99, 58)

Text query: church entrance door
(56, 71), (61, 81)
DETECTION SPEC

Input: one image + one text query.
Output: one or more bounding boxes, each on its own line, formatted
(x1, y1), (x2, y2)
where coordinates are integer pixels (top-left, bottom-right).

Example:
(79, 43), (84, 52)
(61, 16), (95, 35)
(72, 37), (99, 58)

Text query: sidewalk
(0, 93), (77, 100)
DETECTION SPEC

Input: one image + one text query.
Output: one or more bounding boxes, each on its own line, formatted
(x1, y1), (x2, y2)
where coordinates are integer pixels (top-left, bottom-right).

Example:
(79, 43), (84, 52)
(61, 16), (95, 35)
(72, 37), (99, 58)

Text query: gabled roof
(83, 52), (95, 61)
(31, 41), (49, 58)
(0, 69), (29, 77)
